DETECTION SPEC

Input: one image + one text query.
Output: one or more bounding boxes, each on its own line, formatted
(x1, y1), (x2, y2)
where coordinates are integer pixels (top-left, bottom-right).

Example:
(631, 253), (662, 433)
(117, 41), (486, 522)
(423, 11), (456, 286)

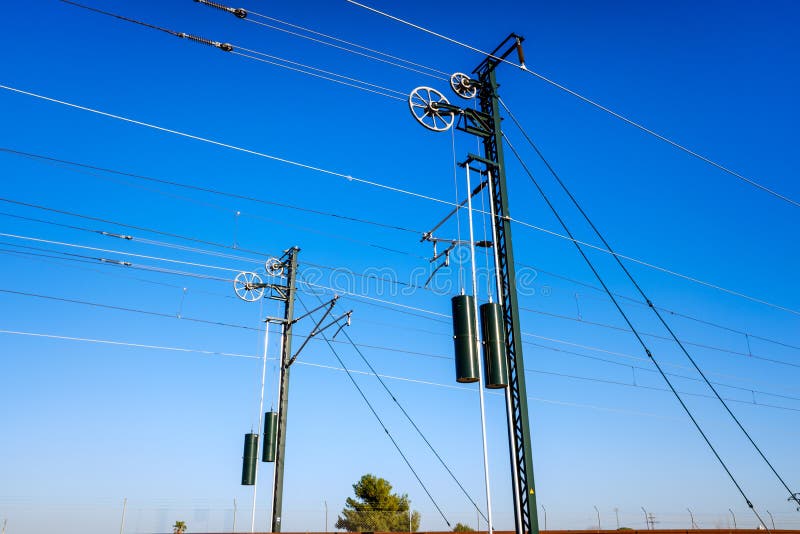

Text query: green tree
(453, 523), (475, 532)
(335, 474), (421, 532)
(172, 520), (187, 534)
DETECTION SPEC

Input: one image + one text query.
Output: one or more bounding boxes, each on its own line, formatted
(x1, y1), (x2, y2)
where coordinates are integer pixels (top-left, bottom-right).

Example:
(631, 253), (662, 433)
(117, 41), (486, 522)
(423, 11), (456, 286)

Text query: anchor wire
(500, 97), (800, 511)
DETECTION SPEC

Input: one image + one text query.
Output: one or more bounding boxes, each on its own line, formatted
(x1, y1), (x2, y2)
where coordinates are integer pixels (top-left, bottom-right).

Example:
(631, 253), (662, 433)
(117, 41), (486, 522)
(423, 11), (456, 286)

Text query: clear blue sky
(1, 1), (799, 533)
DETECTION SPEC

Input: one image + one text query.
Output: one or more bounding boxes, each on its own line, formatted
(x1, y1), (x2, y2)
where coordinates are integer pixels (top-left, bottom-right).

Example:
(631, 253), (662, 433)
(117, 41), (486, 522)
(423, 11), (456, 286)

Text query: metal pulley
(408, 86), (454, 132)
(265, 257), (286, 277)
(450, 72), (478, 99)
(233, 271), (265, 301)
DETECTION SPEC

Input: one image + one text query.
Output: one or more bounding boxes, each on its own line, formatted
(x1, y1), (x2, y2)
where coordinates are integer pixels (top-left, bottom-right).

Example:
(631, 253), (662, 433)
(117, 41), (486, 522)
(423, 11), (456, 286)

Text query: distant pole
(541, 505), (547, 531)
(766, 510), (775, 530)
(641, 508), (649, 530)
(408, 507), (412, 532)
(729, 508), (737, 530)
(324, 500), (328, 533)
(614, 508), (620, 530)
(687, 508), (697, 529)
(233, 499), (237, 533)
(119, 497), (127, 534)
(2, 518), (7, 534)
(594, 505), (601, 532)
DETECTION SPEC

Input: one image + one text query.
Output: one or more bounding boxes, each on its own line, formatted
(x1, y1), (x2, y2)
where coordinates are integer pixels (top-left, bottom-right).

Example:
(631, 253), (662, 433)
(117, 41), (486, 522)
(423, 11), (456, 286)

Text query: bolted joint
(233, 8), (247, 18)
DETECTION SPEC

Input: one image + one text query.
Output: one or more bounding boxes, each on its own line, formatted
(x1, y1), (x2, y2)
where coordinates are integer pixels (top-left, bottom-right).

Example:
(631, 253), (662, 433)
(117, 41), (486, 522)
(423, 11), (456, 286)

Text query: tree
(172, 520), (187, 534)
(453, 523), (475, 532)
(336, 474), (421, 532)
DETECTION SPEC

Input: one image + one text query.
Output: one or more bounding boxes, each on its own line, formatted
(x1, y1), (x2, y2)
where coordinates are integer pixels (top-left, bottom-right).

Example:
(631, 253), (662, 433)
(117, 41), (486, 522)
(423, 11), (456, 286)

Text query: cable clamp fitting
(177, 32), (234, 52)
(100, 231), (133, 240)
(193, 0), (248, 19)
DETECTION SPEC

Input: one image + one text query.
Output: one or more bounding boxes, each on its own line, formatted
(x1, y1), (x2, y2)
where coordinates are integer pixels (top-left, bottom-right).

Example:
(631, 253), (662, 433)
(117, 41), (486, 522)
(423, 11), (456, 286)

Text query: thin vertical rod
(466, 165), (494, 532)
(233, 498), (238, 533)
(489, 169), (523, 534)
(252, 324), (271, 533)
(119, 497), (127, 534)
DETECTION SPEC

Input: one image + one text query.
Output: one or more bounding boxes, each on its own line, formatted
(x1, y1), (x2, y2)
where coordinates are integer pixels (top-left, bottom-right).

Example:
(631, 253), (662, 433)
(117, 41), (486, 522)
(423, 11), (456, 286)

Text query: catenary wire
(3, 151), (797, 356)
(10, 237), (791, 397)
(2, 87), (797, 318)
(58, 0), (407, 102)
(0, 328), (680, 421)
(230, 50), (405, 101)
(0, 150), (422, 235)
(242, 14), (447, 80)
(344, 0), (800, 209)
(500, 98), (800, 508)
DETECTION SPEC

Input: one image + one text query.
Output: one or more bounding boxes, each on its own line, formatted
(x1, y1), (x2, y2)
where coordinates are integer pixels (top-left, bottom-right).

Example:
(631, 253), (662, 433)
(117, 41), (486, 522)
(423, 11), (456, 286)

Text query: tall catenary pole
(271, 247), (299, 533)
(475, 42), (540, 534)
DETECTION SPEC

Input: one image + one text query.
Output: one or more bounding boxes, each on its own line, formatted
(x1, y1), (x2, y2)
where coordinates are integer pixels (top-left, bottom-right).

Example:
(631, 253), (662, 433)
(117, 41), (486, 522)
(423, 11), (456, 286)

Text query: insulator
(480, 302), (509, 389)
(262, 412), (278, 462)
(451, 295), (479, 383)
(178, 33), (234, 52)
(193, 0), (248, 18)
(515, 37), (527, 69)
(241, 433), (258, 485)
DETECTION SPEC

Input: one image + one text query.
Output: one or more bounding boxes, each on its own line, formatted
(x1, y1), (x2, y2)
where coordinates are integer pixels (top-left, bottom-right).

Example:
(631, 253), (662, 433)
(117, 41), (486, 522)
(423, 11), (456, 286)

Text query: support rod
(251, 324), (271, 533)
(466, 165), (494, 532)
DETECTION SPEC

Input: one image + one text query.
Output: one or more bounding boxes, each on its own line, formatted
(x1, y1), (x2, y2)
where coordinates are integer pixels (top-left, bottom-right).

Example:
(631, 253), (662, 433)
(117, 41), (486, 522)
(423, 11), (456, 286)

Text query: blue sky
(1, 1), (799, 533)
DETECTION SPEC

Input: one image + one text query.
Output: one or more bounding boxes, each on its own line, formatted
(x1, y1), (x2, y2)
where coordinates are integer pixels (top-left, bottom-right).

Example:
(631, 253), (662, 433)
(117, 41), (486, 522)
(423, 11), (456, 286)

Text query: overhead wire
(344, 0), (800, 209)
(243, 10), (449, 79)
(2, 86), (798, 317)
(14, 224), (792, 393)
(520, 306), (800, 371)
(500, 98), (800, 509)
(58, 0), (408, 102)
(7, 219), (796, 389)
(0, 328), (681, 421)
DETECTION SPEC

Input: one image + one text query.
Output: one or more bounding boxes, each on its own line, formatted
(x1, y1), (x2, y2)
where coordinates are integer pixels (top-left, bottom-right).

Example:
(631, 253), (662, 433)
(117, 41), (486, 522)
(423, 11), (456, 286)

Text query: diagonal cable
(295, 294), (451, 527)
(500, 97), (800, 510)
(496, 121), (771, 527)
(302, 272), (488, 523)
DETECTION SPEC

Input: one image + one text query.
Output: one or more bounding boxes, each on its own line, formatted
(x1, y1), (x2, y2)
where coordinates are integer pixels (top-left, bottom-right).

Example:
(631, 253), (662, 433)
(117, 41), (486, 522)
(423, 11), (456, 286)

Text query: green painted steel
(262, 411), (278, 462)
(480, 302), (509, 388)
(451, 294), (480, 383)
(241, 433), (258, 485)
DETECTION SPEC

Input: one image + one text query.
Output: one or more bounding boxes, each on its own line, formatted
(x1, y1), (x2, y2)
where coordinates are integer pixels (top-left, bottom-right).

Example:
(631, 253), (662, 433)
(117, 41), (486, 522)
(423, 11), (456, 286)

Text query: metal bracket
(286, 297), (352, 366)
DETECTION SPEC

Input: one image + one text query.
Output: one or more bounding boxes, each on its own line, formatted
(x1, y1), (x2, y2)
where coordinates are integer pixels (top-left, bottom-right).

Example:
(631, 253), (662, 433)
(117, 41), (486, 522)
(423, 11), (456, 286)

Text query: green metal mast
(271, 246), (299, 533)
(477, 59), (540, 534)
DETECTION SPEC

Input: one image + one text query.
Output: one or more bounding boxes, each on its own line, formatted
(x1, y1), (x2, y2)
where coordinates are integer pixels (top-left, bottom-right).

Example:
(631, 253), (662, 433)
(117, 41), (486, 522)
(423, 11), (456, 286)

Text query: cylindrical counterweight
(241, 433), (258, 485)
(452, 294), (480, 383)
(480, 302), (509, 389)
(262, 412), (278, 462)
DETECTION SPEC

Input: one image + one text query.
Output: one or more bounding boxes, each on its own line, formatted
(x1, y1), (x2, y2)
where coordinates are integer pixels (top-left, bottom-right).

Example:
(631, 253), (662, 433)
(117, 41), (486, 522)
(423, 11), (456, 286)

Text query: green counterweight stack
(480, 302), (509, 388)
(262, 411), (278, 462)
(452, 295), (480, 383)
(241, 433), (258, 485)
